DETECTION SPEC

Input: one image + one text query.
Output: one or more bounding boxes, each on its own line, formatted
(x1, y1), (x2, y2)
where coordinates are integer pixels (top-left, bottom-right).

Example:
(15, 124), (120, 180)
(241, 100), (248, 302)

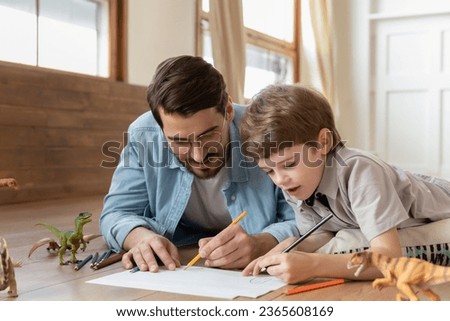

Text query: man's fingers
(198, 237), (212, 248)
(153, 242), (180, 270)
(204, 245), (240, 267)
(137, 244), (158, 271)
(121, 251), (135, 269)
(200, 224), (241, 257)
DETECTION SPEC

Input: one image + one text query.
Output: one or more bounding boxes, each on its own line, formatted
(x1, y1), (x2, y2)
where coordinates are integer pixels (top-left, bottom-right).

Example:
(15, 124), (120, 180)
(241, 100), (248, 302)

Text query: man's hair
(240, 84), (342, 160)
(146, 55), (229, 128)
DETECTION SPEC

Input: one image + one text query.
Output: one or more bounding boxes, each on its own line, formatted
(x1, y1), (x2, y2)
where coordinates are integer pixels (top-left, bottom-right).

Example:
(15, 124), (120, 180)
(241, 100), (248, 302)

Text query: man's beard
(176, 149), (228, 179)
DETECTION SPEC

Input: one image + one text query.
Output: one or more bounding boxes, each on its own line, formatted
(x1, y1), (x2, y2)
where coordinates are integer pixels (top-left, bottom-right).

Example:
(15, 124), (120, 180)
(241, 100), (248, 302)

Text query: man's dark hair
(146, 55), (229, 128)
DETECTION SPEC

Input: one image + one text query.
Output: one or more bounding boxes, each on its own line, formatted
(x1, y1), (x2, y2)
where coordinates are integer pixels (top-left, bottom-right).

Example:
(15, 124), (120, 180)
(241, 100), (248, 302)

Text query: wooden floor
(1, 196), (449, 301)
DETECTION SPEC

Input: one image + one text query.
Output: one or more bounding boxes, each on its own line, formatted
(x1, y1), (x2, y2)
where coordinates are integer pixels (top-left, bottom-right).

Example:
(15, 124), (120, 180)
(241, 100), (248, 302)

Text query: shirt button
(230, 195), (236, 201)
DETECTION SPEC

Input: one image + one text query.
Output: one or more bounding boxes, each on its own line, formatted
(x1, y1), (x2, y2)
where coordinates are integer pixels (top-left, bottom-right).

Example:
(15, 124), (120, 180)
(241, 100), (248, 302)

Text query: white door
(372, 14), (450, 178)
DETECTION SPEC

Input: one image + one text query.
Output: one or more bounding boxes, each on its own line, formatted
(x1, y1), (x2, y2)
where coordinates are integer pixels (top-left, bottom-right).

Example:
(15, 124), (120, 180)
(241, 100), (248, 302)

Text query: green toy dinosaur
(28, 212), (100, 265)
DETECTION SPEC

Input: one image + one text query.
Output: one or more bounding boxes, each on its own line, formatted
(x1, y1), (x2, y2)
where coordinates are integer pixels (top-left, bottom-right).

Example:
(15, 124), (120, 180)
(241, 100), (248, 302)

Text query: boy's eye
(285, 162), (297, 168)
(263, 169), (274, 175)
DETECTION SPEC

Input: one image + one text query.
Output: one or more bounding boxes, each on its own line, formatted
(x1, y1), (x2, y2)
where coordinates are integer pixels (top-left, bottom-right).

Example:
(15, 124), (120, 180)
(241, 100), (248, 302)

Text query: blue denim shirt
(100, 105), (298, 251)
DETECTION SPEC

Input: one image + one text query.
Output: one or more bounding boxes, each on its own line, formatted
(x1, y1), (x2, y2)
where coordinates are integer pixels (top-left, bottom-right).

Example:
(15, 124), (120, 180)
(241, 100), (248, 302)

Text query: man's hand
(198, 225), (277, 269)
(122, 227), (181, 272)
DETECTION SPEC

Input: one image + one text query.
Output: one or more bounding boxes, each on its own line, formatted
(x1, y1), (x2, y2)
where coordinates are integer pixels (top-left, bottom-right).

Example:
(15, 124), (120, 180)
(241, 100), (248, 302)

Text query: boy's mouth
(286, 186), (300, 194)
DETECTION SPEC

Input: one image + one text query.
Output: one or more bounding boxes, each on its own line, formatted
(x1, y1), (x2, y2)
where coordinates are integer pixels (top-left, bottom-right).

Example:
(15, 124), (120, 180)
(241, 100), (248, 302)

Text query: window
(197, 0), (300, 99)
(0, 0), (124, 79)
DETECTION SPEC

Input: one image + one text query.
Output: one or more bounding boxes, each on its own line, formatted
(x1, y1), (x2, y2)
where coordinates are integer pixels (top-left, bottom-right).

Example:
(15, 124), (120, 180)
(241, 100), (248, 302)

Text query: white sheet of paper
(87, 266), (286, 299)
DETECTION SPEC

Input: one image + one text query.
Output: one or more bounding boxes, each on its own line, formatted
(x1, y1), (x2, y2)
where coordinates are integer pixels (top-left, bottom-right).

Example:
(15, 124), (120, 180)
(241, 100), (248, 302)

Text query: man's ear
(317, 128), (333, 155)
(225, 96), (234, 121)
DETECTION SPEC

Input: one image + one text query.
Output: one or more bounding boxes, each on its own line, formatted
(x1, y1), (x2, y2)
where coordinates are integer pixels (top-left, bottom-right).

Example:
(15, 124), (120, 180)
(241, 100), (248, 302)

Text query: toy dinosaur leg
(419, 287), (440, 301)
(68, 241), (80, 264)
(58, 240), (68, 265)
(372, 277), (395, 291)
(395, 293), (409, 301)
(7, 261), (18, 297)
(396, 282), (419, 301)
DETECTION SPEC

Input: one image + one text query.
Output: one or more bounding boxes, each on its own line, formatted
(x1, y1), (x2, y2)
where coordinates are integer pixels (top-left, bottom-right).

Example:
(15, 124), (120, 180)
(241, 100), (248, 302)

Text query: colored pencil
(74, 254), (93, 271)
(287, 278), (345, 295)
(261, 213), (333, 272)
(92, 251), (124, 270)
(90, 252), (99, 267)
(130, 266), (140, 273)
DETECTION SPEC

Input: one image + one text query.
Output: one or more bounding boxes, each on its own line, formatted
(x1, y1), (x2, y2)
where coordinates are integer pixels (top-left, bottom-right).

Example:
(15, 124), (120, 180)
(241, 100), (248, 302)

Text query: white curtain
(209, 0), (246, 104)
(301, 0), (338, 117)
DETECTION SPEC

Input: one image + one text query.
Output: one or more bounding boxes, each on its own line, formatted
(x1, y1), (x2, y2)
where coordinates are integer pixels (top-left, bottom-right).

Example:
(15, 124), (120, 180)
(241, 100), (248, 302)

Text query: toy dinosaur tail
(428, 265), (450, 286)
(35, 223), (64, 239)
(0, 238), (19, 297)
(0, 238), (11, 291)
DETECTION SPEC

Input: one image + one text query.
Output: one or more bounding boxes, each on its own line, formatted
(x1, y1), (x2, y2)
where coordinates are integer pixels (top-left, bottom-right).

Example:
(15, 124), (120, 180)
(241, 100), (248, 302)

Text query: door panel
(373, 14), (450, 178)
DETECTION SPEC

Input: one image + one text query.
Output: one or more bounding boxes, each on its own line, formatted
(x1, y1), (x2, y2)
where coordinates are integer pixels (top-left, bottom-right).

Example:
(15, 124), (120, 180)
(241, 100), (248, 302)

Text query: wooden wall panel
(0, 62), (148, 205)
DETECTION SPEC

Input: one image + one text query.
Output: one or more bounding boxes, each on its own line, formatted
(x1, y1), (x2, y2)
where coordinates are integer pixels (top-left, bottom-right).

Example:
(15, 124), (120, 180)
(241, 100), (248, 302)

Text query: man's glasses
(168, 113), (227, 154)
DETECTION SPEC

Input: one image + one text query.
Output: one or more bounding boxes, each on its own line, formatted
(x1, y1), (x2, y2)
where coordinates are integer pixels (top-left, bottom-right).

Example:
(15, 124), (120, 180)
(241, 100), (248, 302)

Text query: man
(100, 55), (298, 272)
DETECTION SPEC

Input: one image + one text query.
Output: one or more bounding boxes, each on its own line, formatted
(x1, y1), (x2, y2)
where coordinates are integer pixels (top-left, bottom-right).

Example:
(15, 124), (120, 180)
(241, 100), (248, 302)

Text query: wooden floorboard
(1, 196), (450, 301)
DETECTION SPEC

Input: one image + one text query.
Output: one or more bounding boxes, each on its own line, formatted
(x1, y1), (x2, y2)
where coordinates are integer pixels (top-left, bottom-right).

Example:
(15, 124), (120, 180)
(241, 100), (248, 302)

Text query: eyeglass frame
(165, 111), (227, 153)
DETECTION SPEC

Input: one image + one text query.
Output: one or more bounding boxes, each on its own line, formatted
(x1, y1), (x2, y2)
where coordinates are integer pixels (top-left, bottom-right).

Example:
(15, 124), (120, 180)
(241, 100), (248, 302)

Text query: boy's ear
(318, 128), (333, 155)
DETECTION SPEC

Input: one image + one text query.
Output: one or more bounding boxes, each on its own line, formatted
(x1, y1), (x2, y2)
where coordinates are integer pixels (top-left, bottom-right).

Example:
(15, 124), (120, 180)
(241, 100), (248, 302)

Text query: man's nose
(189, 143), (206, 163)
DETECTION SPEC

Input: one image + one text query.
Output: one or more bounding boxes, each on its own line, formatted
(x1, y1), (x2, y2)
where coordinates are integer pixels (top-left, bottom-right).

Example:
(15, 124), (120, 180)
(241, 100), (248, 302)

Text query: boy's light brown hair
(240, 84), (342, 160)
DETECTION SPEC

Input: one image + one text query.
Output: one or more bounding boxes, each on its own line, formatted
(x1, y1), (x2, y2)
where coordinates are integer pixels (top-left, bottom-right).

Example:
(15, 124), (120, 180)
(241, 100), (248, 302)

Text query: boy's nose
(272, 172), (289, 187)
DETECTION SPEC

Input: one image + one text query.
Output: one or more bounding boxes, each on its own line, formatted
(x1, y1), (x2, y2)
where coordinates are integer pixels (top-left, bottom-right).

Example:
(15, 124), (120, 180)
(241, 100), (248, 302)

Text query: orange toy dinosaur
(347, 251), (450, 301)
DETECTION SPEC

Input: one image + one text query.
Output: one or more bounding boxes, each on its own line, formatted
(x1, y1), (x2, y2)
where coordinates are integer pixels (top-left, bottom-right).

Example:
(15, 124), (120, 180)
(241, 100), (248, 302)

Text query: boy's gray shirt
(284, 146), (450, 242)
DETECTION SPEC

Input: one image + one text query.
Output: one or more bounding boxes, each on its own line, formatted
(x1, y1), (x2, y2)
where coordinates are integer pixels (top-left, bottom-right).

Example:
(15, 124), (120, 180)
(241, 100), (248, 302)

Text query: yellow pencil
(184, 210), (248, 269)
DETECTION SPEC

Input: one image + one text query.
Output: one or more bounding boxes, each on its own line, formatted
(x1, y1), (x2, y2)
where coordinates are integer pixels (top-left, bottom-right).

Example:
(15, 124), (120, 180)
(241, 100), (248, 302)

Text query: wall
(331, 0), (450, 158)
(127, 0), (197, 86)
(0, 0), (197, 205)
(4, 0), (448, 205)
(0, 62), (148, 205)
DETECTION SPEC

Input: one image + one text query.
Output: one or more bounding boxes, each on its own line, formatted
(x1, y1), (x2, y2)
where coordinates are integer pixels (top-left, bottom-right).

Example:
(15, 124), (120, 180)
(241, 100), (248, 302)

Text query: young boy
(240, 84), (450, 284)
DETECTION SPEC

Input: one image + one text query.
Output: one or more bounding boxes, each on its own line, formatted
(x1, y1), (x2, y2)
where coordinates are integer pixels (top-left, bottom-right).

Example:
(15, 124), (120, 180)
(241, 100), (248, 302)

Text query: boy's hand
(242, 236), (297, 276)
(246, 251), (313, 284)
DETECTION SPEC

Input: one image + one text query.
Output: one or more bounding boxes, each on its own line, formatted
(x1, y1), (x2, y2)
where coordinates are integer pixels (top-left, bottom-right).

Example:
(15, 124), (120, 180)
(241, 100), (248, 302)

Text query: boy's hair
(240, 84), (342, 160)
(146, 55), (229, 128)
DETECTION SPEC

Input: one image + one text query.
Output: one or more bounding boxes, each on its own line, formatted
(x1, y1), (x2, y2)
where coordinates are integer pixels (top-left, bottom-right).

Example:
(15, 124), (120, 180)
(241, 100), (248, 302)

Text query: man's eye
(264, 169), (274, 175)
(172, 141), (191, 148)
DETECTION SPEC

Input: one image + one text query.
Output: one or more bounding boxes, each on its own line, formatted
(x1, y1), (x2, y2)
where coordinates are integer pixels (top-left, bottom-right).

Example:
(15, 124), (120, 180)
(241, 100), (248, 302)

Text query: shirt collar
(315, 149), (340, 201)
(228, 115), (249, 183)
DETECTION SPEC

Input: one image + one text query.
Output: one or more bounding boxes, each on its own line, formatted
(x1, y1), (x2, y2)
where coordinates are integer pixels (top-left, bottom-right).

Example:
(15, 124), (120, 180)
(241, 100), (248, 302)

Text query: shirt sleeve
(345, 156), (410, 241)
(99, 128), (165, 251)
